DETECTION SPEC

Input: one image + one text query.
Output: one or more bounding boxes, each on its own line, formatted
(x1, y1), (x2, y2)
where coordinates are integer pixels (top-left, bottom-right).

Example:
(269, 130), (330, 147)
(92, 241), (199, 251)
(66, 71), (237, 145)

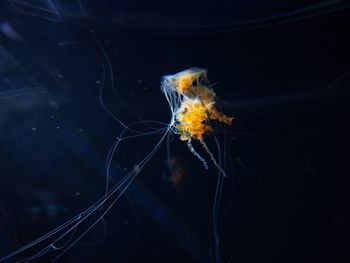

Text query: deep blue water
(0, 1), (349, 263)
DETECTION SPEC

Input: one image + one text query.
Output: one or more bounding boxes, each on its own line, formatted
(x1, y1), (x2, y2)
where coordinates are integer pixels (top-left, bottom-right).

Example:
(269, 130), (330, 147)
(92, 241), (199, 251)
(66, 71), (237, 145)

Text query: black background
(0, 1), (349, 263)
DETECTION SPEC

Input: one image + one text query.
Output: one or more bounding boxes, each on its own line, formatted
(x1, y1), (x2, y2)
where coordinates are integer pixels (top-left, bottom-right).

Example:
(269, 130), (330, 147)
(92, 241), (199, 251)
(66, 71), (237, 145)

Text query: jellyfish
(0, 1), (346, 261)
(0, 68), (232, 263)
(162, 67), (233, 176)
(162, 68), (233, 263)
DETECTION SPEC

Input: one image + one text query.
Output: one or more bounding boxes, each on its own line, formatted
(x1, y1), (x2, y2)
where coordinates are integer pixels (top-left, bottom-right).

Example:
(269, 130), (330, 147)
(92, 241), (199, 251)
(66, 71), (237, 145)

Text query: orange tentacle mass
(172, 68), (233, 141)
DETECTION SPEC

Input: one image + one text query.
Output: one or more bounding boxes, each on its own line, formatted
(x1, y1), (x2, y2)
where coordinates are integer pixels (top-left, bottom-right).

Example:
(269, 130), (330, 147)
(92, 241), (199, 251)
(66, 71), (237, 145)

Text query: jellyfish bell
(162, 67), (207, 92)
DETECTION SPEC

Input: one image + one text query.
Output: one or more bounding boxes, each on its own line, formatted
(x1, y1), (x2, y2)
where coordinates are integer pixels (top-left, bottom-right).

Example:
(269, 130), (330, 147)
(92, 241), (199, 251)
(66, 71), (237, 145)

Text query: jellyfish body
(162, 68), (233, 175)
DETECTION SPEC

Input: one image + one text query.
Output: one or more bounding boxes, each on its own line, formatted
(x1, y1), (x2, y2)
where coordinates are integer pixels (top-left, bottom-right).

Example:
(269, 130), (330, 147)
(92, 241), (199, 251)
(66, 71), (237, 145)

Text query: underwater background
(0, 1), (349, 262)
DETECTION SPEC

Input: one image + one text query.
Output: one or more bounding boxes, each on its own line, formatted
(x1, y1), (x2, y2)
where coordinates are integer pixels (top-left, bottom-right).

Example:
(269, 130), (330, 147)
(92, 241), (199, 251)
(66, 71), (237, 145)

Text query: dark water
(0, 1), (349, 263)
